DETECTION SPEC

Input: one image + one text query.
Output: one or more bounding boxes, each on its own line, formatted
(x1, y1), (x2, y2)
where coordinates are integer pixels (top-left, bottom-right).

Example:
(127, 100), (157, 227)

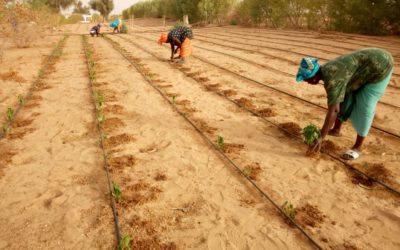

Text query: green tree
(89, 0), (113, 19)
(73, 0), (90, 14)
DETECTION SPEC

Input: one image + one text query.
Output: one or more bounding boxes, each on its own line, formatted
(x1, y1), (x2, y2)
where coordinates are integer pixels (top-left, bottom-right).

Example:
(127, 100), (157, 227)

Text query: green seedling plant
(302, 124), (321, 146)
(6, 107), (14, 121)
(281, 201), (297, 220)
(172, 95), (176, 104)
(242, 166), (250, 178)
(17, 94), (24, 105)
(117, 235), (131, 250)
(101, 132), (108, 141)
(112, 182), (122, 202)
(97, 112), (105, 123)
(217, 135), (224, 150)
(2, 125), (9, 134)
(95, 91), (105, 110)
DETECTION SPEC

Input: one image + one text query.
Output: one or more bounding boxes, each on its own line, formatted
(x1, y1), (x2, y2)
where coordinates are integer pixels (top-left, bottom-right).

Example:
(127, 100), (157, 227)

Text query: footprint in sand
(139, 140), (171, 154)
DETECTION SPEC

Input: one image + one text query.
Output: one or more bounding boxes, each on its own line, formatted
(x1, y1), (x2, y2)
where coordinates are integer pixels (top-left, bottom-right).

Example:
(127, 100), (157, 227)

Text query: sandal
(342, 149), (361, 160)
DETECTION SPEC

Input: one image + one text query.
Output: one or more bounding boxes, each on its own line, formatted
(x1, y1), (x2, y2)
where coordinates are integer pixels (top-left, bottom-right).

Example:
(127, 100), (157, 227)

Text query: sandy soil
(0, 19), (399, 249)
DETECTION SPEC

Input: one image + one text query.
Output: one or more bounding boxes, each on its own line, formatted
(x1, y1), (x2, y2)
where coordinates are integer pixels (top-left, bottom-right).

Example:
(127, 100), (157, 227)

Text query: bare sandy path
(0, 35), (114, 249)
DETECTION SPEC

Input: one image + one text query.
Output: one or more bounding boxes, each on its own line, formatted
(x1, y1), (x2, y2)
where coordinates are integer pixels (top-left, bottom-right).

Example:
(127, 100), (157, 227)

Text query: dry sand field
(0, 19), (399, 249)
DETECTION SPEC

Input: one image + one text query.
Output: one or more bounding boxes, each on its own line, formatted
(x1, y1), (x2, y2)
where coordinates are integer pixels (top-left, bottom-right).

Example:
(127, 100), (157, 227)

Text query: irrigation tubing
(0, 35), (68, 140)
(193, 35), (400, 92)
(81, 35), (122, 245)
(116, 34), (400, 197)
(133, 32), (400, 109)
(105, 35), (324, 250)
(132, 33), (400, 139)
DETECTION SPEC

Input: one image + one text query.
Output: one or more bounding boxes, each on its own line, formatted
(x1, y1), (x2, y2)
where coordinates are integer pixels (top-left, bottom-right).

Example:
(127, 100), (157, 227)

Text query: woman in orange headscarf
(158, 25), (193, 63)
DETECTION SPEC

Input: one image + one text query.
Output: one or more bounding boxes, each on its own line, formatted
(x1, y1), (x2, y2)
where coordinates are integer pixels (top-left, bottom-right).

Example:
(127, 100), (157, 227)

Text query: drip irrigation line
(0, 36), (68, 140)
(105, 35), (324, 250)
(81, 35), (122, 245)
(194, 35), (400, 90)
(192, 43), (400, 109)
(116, 34), (400, 197)
(220, 27), (400, 54)
(132, 33), (400, 139)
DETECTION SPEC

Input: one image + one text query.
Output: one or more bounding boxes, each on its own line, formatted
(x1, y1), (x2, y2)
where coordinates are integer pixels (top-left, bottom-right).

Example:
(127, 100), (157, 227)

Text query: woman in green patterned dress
(296, 48), (394, 160)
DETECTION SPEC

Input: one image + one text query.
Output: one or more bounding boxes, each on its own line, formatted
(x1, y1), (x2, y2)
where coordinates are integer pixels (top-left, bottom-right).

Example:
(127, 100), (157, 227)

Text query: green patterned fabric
(321, 48), (394, 106)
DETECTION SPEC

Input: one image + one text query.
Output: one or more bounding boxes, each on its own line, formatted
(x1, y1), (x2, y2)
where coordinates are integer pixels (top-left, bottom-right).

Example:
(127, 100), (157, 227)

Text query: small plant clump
(281, 201), (297, 220)
(302, 124), (321, 146)
(217, 135), (224, 150)
(117, 235), (131, 250)
(17, 94), (24, 105)
(6, 107), (14, 121)
(112, 182), (122, 202)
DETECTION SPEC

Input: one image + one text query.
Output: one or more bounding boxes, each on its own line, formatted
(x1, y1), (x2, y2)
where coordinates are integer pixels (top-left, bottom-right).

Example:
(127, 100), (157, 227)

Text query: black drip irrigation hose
(0, 35), (68, 140)
(132, 33), (400, 139)
(81, 35), (122, 245)
(105, 35), (325, 250)
(115, 34), (400, 197)
(194, 37), (400, 95)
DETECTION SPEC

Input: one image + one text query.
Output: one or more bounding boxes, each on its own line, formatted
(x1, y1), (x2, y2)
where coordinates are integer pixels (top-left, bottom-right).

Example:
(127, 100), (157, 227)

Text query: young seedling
(17, 94), (24, 105)
(6, 107), (14, 121)
(242, 166), (250, 178)
(302, 124), (321, 146)
(217, 135), (224, 150)
(2, 125), (9, 134)
(112, 182), (122, 202)
(117, 235), (131, 250)
(96, 112), (105, 123)
(281, 201), (297, 220)
(94, 91), (105, 110)
(101, 132), (108, 141)
(172, 95), (176, 104)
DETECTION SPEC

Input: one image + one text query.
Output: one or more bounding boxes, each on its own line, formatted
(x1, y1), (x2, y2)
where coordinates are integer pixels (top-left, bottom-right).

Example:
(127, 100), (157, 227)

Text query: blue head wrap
(296, 57), (320, 82)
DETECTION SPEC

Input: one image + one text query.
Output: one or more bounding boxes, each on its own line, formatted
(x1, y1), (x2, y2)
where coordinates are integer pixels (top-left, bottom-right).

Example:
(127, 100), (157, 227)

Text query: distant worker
(110, 18), (122, 33)
(158, 25), (193, 63)
(296, 48), (394, 160)
(90, 24), (101, 37)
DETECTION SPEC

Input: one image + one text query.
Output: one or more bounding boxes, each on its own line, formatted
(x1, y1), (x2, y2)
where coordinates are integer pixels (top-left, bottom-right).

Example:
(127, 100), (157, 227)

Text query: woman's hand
(310, 137), (323, 153)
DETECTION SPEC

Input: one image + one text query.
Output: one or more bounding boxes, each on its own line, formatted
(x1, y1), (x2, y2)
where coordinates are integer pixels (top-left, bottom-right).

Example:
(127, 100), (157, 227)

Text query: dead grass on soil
(257, 108), (276, 118)
(194, 76), (210, 83)
(192, 117), (218, 135)
(130, 238), (177, 250)
(296, 204), (326, 228)
(235, 97), (256, 109)
(109, 155), (135, 171)
(119, 181), (162, 207)
(221, 89), (237, 97)
(351, 163), (392, 187)
(102, 117), (125, 133)
(0, 70), (27, 83)
(205, 83), (221, 91)
(280, 122), (302, 136)
(186, 72), (201, 78)
(321, 139), (342, 154)
(223, 143), (245, 154)
(104, 133), (135, 149)
(103, 104), (125, 115)
(243, 162), (262, 181)
(7, 127), (35, 140)
(14, 118), (33, 128)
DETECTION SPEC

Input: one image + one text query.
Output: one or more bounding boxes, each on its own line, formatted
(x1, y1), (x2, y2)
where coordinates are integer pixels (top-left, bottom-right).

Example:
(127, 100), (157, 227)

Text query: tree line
(122, 0), (400, 35)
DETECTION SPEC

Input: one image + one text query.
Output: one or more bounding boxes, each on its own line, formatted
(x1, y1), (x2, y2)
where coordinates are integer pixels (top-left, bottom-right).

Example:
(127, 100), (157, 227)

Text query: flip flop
(342, 149), (361, 160)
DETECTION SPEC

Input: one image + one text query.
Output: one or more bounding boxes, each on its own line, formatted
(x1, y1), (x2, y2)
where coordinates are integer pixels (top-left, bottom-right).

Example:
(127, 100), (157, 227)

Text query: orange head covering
(158, 33), (168, 45)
